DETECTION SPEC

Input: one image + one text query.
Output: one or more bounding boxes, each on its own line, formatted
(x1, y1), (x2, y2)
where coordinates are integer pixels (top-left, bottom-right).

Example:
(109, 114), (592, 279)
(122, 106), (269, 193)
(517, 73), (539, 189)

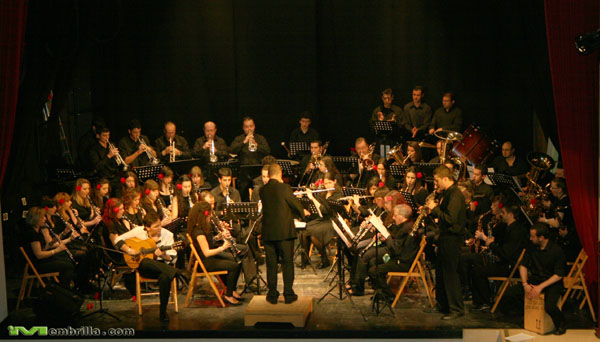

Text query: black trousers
(263, 238), (295, 297)
(138, 258), (177, 313)
(471, 260), (509, 306)
(435, 234), (464, 314)
(203, 251), (242, 296)
(37, 252), (75, 289)
(372, 260), (411, 297)
(501, 281), (565, 328)
(353, 245), (388, 292)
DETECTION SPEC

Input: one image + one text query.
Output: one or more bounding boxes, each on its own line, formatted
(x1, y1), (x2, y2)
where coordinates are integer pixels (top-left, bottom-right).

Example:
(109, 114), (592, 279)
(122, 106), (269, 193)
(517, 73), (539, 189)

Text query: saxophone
(410, 192), (436, 237)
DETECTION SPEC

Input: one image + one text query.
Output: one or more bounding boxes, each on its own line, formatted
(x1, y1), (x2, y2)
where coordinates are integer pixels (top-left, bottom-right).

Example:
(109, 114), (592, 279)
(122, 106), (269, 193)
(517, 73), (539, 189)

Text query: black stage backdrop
(2, 1), (557, 270)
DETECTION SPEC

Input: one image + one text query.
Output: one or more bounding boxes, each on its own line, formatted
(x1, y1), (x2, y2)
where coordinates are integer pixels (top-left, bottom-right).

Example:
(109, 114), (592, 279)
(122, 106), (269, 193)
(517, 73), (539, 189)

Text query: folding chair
(184, 233), (228, 308)
(386, 236), (435, 308)
(489, 248), (526, 313)
(17, 247), (60, 310)
(558, 249), (596, 321)
(135, 269), (178, 316)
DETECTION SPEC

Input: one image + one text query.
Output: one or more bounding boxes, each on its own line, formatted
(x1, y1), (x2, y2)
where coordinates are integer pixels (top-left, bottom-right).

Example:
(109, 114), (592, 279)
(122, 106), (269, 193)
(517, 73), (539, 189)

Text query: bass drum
(451, 124), (499, 165)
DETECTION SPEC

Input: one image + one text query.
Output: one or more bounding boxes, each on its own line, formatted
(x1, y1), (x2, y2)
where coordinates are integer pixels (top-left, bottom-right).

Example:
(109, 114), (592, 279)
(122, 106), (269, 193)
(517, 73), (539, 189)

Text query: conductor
(259, 163), (308, 304)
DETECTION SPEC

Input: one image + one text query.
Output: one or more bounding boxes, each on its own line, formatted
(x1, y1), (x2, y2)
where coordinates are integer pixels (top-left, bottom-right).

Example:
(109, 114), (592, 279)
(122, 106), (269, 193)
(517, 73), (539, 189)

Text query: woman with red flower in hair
(117, 171), (140, 198)
(71, 178), (103, 229)
(400, 166), (429, 207)
(174, 175), (197, 218)
(141, 179), (173, 227)
(157, 166), (175, 209)
(91, 178), (110, 214)
(405, 141), (423, 164)
(187, 201), (244, 305)
(314, 155), (343, 187)
(375, 158), (397, 190)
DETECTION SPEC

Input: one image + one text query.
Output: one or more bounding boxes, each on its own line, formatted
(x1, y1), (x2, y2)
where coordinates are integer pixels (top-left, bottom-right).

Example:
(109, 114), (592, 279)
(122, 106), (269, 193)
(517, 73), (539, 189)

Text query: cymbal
(434, 130), (463, 141)
(406, 141), (436, 149)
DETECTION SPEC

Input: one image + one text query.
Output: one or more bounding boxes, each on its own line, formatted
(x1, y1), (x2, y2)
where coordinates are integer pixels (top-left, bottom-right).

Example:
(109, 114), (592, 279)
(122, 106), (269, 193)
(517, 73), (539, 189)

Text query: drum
(451, 124), (499, 165)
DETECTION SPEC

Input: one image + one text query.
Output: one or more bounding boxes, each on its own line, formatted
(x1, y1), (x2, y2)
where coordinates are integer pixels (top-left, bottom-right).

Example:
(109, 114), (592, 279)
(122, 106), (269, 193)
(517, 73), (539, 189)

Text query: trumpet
(140, 137), (159, 165)
(108, 141), (128, 171)
(169, 138), (176, 163)
(247, 130), (257, 152)
(209, 136), (218, 163)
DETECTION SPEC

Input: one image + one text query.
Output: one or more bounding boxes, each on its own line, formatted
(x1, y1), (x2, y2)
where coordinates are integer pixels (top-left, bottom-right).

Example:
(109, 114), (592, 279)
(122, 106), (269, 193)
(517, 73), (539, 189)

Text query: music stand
(55, 168), (81, 180)
(167, 158), (201, 177)
(372, 121), (395, 137)
(163, 216), (188, 233)
(413, 162), (442, 181)
(342, 187), (367, 197)
(289, 142), (310, 158)
(487, 173), (523, 194)
(223, 202), (260, 221)
(400, 191), (419, 213)
(276, 160), (295, 177)
(133, 164), (163, 182)
(389, 165), (408, 179)
(326, 199), (351, 220)
(333, 156), (359, 175)
(241, 214), (268, 295)
(205, 160), (240, 179)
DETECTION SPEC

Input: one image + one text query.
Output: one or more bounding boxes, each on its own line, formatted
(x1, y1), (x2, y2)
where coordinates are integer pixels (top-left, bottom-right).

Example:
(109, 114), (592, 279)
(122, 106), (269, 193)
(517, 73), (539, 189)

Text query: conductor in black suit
(259, 163), (308, 304)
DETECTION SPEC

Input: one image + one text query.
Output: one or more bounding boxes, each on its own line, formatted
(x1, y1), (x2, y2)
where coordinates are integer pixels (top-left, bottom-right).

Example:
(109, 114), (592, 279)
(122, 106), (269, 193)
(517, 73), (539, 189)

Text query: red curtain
(544, 0), (599, 301)
(0, 0), (28, 189)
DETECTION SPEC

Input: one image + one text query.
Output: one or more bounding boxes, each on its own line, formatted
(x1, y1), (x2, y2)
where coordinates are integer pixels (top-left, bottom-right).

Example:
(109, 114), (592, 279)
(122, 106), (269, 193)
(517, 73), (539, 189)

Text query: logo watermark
(8, 326), (135, 337)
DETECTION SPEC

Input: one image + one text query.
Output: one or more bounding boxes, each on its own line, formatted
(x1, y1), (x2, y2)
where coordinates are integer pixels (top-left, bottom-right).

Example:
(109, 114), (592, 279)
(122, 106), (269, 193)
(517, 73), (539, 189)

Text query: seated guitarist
(110, 208), (178, 322)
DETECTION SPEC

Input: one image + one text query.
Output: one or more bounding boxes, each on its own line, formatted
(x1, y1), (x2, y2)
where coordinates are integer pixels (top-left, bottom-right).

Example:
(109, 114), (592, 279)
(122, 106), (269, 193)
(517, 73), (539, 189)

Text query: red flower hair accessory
(158, 173), (164, 180)
(113, 207), (120, 213)
(188, 174), (191, 178)
(44, 206), (49, 211)
(176, 183), (183, 190)
(145, 188), (151, 195)
(372, 165), (378, 171)
(58, 198), (65, 205)
(378, 182), (384, 188)
(120, 177), (126, 184)
(204, 210), (210, 217)
(473, 201), (478, 207)
(530, 198), (537, 206)
(314, 179), (324, 187)
(96, 184), (102, 190)
(497, 202), (504, 209)
(76, 185), (82, 192)
(350, 147), (356, 152)
(386, 196), (392, 201)
(416, 172), (423, 179)
(139, 193), (142, 199)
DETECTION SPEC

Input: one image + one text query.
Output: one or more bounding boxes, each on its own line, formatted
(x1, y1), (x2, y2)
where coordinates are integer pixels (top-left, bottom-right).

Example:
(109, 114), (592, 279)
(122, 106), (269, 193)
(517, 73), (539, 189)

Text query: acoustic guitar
(123, 237), (184, 269)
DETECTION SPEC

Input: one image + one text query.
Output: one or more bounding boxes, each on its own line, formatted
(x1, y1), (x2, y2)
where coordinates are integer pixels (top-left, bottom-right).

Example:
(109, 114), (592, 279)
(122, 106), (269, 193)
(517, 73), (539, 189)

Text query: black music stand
(389, 164), (408, 179)
(370, 229), (395, 317)
(400, 191), (419, 213)
(333, 156), (359, 175)
(55, 168), (81, 180)
(292, 197), (321, 273)
(289, 142), (310, 158)
(223, 202), (260, 221)
(163, 216), (188, 233)
(276, 160), (295, 177)
(342, 187), (367, 197)
(241, 214), (267, 295)
(487, 173), (523, 194)
(133, 164), (164, 182)
(413, 162), (442, 181)
(372, 121), (395, 137)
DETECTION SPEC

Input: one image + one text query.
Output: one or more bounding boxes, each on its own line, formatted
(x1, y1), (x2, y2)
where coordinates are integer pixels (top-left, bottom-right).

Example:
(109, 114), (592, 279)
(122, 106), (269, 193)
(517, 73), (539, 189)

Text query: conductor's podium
(244, 295), (313, 327)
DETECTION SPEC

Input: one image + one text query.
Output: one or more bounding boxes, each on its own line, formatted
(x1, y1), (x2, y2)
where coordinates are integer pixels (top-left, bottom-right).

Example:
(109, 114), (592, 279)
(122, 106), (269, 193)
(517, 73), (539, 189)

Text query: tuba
(387, 143), (408, 165)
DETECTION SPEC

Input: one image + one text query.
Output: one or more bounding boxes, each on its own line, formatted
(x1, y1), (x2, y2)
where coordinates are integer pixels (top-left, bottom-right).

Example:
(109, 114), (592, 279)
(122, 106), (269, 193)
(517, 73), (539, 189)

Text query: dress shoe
(423, 306), (445, 314)
(266, 295), (279, 304)
(348, 287), (364, 296)
(441, 312), (464, 320)
(477, 304), (491, 312)
(553, 326), (566, 335)
(159, 312), (169, 322)
(223, 296), (242, 306)
(284, 294), (298, 304)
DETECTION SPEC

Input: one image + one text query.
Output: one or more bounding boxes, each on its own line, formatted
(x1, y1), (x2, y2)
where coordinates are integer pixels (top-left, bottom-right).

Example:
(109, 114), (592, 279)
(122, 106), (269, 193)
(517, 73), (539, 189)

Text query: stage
(1, 257), (595, 340)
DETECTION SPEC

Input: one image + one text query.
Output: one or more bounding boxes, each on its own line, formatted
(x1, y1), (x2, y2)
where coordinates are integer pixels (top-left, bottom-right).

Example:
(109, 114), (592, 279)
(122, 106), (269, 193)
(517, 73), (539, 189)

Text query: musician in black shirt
(118, 119), (158, 168)
(290, 111), (320, 145)
(89, 126), (121, 179)
(490, 141), (529, 177)
(193, 121), (230, 162)
(429, 93), (463, 135)
(154, 121), (191, 163)
(402, 86), (432, 140)
(425, 165), (467, 320)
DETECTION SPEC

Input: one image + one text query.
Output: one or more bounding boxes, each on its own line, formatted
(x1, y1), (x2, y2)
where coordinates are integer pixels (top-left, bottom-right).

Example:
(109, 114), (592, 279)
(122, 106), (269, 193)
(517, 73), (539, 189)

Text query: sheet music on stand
(133, 164), (164, 182)
(400, 191), (419, 212)
(223, 202), (260, 220)
(55, 168), (81, 180)
(389, 164), (408, 178)
(163, 216), (188, 233)
(331, 216), (353, 248)
(333, 156), (359, 174)
(366, 209), (390, 239)
(276, 160), (294, 177)
(487, 173), (523, 193)
(342, 187), (367, 197)
(413, 162), (441, 181)
(298, 197), (319, 216)
(372, 121), (395, 136)
(326, 199), (350, 219)
(206, 160), (240, 179)
(288, 142), (310, 158)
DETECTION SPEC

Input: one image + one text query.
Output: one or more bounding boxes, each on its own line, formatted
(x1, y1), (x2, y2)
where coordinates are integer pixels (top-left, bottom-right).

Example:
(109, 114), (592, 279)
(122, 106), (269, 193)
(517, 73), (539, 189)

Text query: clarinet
(351, 221), (371, 247)
(87, 195), (102, 217)
(71, 210), (91, 240)
(46, 224), (77, 264)
(210, 214), (242, 264)
(55, 213), (83, 241)
(358, 222), (392, 257)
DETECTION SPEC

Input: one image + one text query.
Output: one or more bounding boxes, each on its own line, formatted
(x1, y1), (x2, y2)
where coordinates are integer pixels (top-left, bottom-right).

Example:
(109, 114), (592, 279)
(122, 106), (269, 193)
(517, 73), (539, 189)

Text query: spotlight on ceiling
(575, 29), (600, 55)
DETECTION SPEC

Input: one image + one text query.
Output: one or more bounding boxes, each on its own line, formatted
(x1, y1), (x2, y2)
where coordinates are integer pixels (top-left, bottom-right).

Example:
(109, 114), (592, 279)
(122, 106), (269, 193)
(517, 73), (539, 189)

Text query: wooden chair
(489, 248), (526, 313)
(386, 236), (435, 308)
(135, 269), (178, 316)
(184, 233), (228, 308)
(558, 249), (596, 321)
(17, 247), (60, 310)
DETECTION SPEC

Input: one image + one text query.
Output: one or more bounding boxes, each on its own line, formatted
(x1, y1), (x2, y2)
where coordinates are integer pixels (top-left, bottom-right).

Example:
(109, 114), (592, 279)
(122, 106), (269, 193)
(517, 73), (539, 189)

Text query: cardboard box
(524, 293), (555, 334)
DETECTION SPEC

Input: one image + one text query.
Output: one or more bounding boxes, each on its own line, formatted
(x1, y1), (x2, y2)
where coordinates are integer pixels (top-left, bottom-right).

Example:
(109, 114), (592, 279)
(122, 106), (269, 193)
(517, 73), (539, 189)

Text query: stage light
(575, 29), (600, 55)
